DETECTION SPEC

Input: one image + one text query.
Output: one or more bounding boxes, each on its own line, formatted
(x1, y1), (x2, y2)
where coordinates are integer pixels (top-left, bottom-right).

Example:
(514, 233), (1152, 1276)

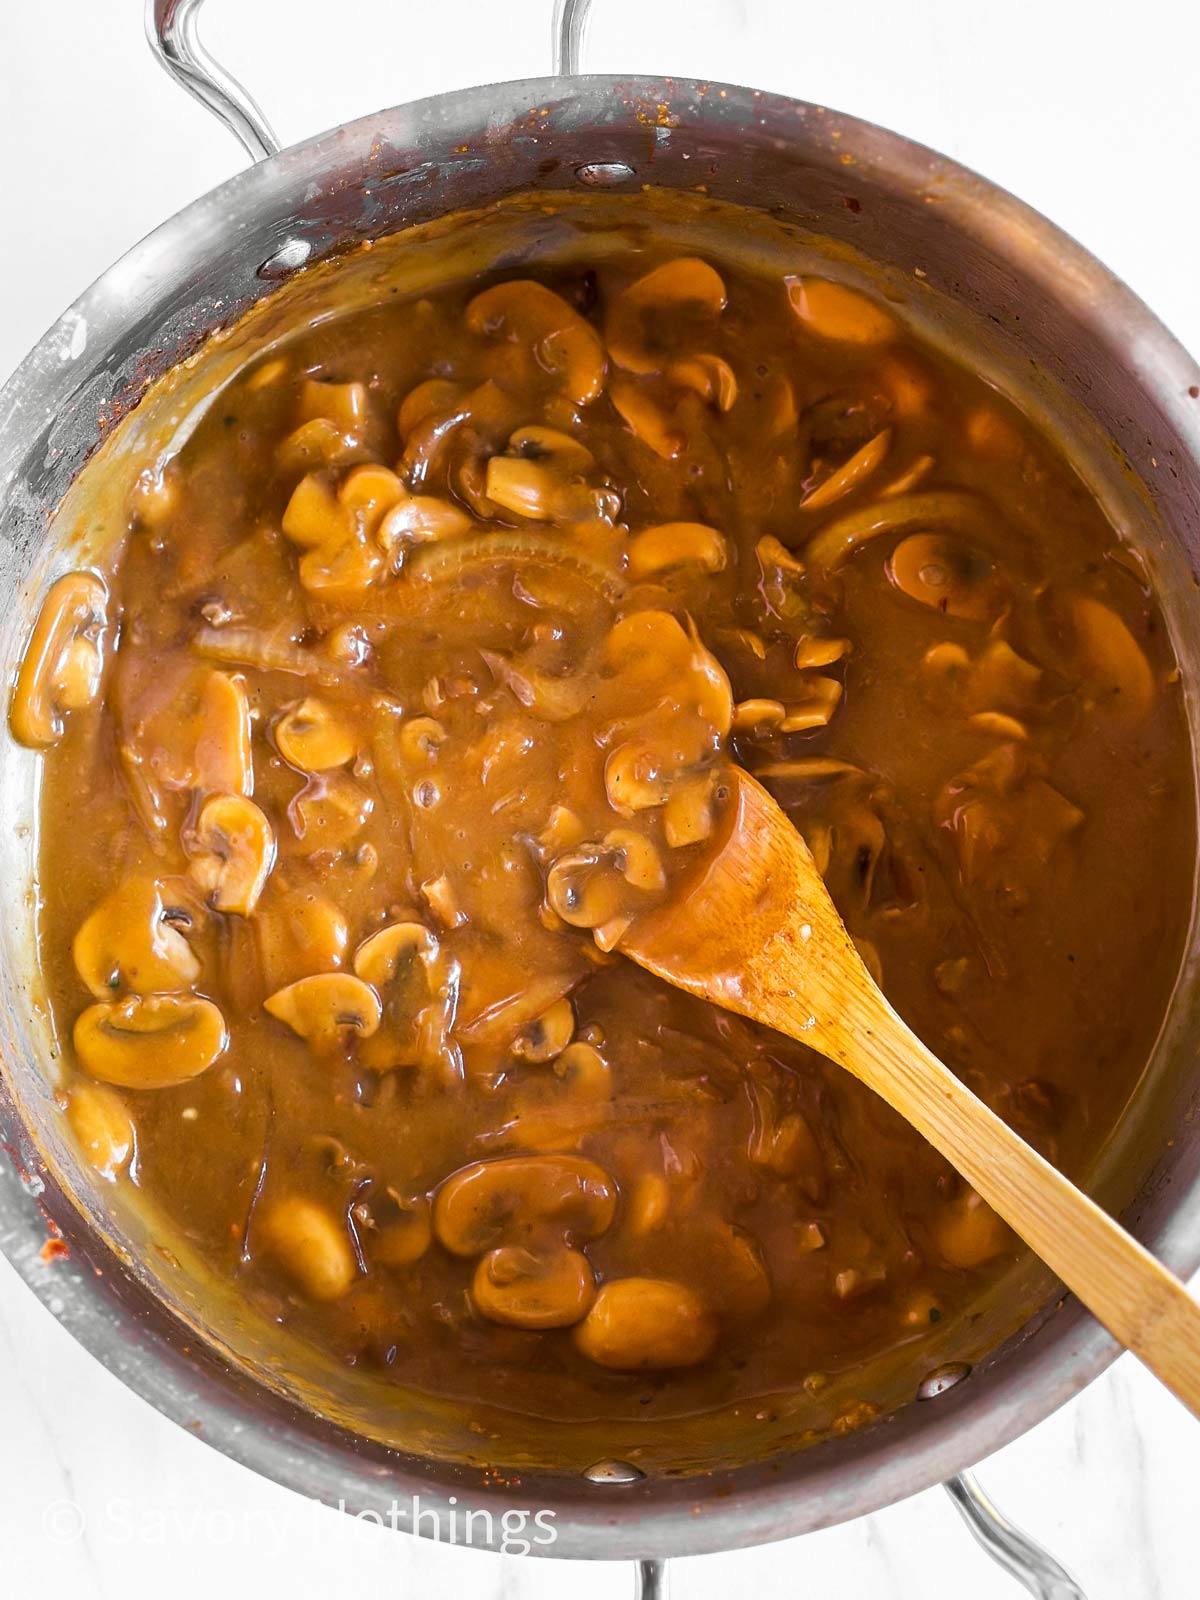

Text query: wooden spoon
(620, 766), (1200, 1416)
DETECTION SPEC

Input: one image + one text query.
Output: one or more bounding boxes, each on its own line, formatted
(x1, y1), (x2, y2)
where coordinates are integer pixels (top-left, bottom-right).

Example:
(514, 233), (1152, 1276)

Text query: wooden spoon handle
(832, 989), (1200, 1417)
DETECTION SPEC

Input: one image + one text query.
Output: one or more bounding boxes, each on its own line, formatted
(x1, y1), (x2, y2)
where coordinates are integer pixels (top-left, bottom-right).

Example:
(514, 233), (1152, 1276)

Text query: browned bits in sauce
(15, 233), (1193, 1455)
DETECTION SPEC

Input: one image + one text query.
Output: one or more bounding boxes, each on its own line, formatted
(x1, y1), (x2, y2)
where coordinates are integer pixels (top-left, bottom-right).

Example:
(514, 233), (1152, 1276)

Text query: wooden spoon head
(618, 766), (873, 1046)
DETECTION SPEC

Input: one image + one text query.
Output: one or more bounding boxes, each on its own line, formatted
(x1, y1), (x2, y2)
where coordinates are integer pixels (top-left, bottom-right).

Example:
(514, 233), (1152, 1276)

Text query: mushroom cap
(886, 531), (1002, 621)
(259, 1196), (357, 1301)
(573, 1277), (717, 1370)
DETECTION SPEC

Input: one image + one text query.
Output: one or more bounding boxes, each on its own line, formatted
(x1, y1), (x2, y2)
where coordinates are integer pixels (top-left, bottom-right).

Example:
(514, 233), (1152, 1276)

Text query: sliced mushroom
(187, 794), (275, 915)
(609, 376), (685, 460)
(967, 639), (1042, 712)
(933, 1189), (1011, 1269)
(786, 276), (898, 345)
(627, 1173), (670, 1237)
(194, 671), (253, 796)
(63, 1082), (134, 1180)
(663, 772), (717, 847)
(398, 378), (461, 438)
(129, 462), (179, 528)
(297, 377), (368, 431)
(394, 716), (447, 766)
(748, 1087), (825, 1193)
(538, 805), (587, 857)
(607, 257), (727, 375)
(668, 353), (738, 411)
(573, 1277), (717, 1370)
(73, 878), (201, 999)
(934, 743), (1085, 893)
(601, 740), (671, 814)
(274, 697), (358, 771)
(485, 426), (616, 525)
(433, 1154), (617, 1256)
(421, 872), (466, 930)
(288, 772), (373, 855)
(627, 522), (727, 579)
(603, 828), (666, 891)
(794, 636), (849, 670)
(546, 846), (630, 928)
(11, 571), (109, 748)
(264, 972), (382, 1049)
(365, 1192), (432, 1269)
(732, 698), (787, 732)
(275, 417), (368, 475)
(887, 531), (1002, 621)
(1068, 594), (1155, 727)
(605, 609), (733, 735)
(353, 921), (439, 986)
(800, 427), (892, 512)
(705, 1223), (772, 1318)
(780, 676), (844, 732)
(879, 351), (937, 418)
(964, 404), (1024, 462)
(74, 994), (227, 1089)
(259, 1195), (357, 1301)
(256, 890), (349, 988)
(465, 280), (606, 405)
(473, 1244), (595, 1329)
(376, 487), (473, 558)
(512, 996), (575, 1063)
(280, 470), (388, 595)
(553, 1040), (612, 1100)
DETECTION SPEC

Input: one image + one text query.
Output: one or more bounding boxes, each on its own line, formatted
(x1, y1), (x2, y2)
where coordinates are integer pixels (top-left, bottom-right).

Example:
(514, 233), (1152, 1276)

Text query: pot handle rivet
(583, 1457), (645, 1483)
(917, 1360), (972, 1400)
(257, 239), (313, 281)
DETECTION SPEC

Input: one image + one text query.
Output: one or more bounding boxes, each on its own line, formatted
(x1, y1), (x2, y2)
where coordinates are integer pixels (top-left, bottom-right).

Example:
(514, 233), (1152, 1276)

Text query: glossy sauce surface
(16, 232), (1195, 1448)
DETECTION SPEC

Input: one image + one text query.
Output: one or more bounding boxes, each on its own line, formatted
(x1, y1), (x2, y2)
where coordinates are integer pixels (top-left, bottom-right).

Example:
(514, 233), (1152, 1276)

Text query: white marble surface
(2, 1), (1200, 1594)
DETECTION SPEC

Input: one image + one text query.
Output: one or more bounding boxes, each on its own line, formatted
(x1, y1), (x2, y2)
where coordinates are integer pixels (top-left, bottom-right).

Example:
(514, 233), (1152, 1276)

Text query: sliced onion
(803, 489), (996, 571)
(800, 427), (892, 512)
(192, 625), (337, 683)
(408, 531), (627, 602)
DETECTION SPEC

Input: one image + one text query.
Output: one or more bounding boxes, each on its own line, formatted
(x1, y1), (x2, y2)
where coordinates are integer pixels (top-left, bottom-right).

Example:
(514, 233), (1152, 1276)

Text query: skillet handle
(146, 0), (281, 163)
(148, 0), (596, 164)
(945, 1472), (1087, 1599)
(634, 1558), (668, 1598)
(553, 0), (595, 74)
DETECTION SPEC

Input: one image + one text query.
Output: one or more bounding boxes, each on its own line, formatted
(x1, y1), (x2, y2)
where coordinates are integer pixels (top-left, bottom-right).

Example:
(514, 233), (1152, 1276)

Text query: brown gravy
(12, 216), (1194, 1451)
